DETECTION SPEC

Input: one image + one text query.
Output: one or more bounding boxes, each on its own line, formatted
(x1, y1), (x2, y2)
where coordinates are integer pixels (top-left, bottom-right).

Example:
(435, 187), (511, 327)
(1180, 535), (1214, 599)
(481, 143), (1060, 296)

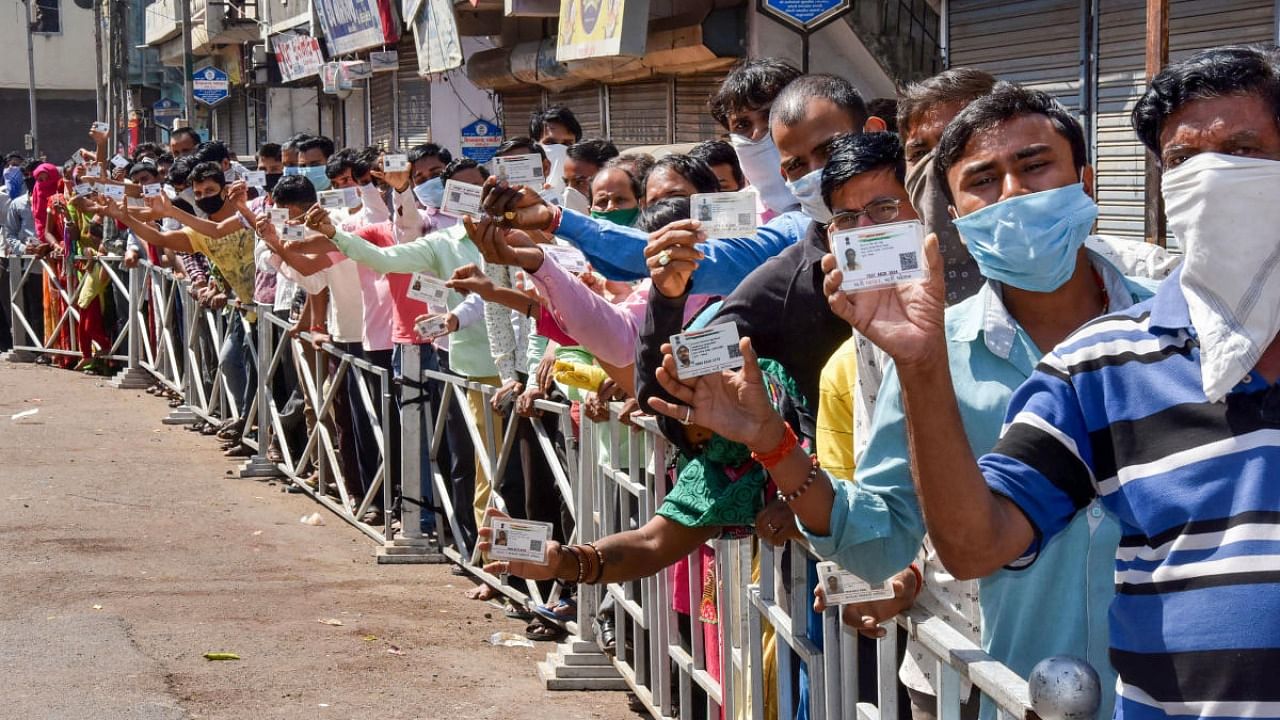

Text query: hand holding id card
(831, 219), (926, 293)
(383, 154), (409, 172)
(318, 187), (360, 210)
(669, 322), (744, 380)
(542, 244), (588, 274)
(406, 273), (450, 308)
(491, 154), (544, 186)
(440, 180), (483, 219)
(414, 315), (450, 340)
(489, 517), (553, 565)
(280, 224), (308, 242)
(816, 561), (896, 605)
(691, 191), (758, 240)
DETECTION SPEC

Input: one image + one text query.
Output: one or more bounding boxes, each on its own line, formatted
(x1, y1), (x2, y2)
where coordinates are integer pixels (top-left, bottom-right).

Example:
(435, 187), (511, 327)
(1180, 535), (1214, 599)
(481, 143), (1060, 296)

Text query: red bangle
(309, 325), (326, 332)
(907, 563), (924, 602)
(751, 422), (798, 469)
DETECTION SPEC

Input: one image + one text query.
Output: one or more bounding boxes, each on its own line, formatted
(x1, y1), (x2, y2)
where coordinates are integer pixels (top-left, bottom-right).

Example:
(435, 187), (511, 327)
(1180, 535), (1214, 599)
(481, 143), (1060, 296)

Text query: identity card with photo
(84, 165), (101, 178)
(269, 207), (290, 225)
(318, 187), (360, 210)
(831, 219), (926, 294)
(383, 154), (409, 172)
(542, 244), (588, 274)
(99, 184), (125, 200)
(489, 517), (554, 564)
(245, 170), (267, 188)
(406, 273), (450, 308)
(491, 154), (544, 186)
(280, 223), (308, 242)
(668, 322), (743, 381)
(126, 196), (146, 209)
(691, 191), (759, 240)
(73, 183), (93, 198)
(110, 154), (130, 169)
(91, 121), (110, 134)
(414, 315), (450, 340)
(440, 180), (483, 219)
(815, 561), (896, 605)
(142, 183), (163, 198)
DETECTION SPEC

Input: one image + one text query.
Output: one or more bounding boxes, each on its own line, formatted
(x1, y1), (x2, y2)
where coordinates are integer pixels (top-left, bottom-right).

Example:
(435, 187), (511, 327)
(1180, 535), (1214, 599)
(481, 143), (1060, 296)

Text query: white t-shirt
(324, 257), (365, 344)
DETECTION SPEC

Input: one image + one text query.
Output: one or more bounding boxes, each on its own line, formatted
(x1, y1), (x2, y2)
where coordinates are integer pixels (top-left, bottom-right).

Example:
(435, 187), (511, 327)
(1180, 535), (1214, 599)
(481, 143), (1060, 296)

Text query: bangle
(907, 563), (924, 602)
(751, 422), (797, 469)
(586, 542), (605, 584)
(562, 545), (585, 584)
(776, 454), (820, 504)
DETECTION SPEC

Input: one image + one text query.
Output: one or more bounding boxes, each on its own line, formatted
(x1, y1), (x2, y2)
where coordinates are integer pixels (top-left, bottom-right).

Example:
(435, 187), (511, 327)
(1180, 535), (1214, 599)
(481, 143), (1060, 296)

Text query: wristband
(776, 454), (821, 504)
(907, 563), (924, 602)
(751, 422), (797, 469)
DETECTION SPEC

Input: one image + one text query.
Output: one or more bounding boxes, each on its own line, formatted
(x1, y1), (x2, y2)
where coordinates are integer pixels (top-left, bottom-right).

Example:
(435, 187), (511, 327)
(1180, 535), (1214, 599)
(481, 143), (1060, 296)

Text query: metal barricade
(6, 253), (132, 366)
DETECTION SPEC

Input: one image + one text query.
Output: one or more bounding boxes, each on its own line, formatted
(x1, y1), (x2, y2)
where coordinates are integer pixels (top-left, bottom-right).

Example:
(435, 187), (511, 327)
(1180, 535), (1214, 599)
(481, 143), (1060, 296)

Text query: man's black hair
(600, 158), (646, 200)
(195, 141), (231, 165)
(495, 136), (547, 162)
(637, 196), (691, 233)
(1132, 45), (1280, 156)
(689, 140), (745, 189)
(171, 126), (202, 145)
(272, 174), (318, 207)
(282, 133), (312, 152)
(326, 148), (371, 180)
(709, 58), (804, 129)
(771, 74), (869, 130)
(188, 161), (227, 188)
(296, 135), (336, 159)
(168, 156), (196, 186)
(128, 159), (160, 180)
(820, 132), (906, 209)
(649, 154), (720, 195)
(935, 83), (1088, 203)
(867, 98), (899, 134)
(897, 67), (997, 137)
(132, 142), (163, 162)
(441, 158), (489, 183)
(407, 142), (453, 165)
(566, 139), (620, 168)
(5, 151), (25, 164)
(257, 142), (282, 161)
(529, 106), (583, 143)
(157, 152), (175, 166)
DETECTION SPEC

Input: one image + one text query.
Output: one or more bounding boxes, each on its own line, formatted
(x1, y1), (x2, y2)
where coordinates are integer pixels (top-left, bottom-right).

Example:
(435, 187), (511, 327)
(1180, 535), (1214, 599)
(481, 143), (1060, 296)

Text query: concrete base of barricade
(2, 349), (37, 363)
(161, 405), (198, 425)
(109, 367), (152, 390)
(240, 456), (285, 479)
(375, 536), (449, 564)
(537, 637), (629, 691)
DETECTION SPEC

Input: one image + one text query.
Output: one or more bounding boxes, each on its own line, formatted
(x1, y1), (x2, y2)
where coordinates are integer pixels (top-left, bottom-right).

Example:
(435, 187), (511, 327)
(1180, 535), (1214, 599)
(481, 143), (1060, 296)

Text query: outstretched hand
(478, 508), (563, 581)
(480, 176), (555, 231)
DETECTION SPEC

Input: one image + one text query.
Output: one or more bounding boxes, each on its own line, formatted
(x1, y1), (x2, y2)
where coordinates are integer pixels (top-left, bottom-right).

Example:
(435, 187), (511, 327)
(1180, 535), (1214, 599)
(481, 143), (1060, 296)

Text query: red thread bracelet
(907, 563), (924, 602)
(751, 422), (798, 469)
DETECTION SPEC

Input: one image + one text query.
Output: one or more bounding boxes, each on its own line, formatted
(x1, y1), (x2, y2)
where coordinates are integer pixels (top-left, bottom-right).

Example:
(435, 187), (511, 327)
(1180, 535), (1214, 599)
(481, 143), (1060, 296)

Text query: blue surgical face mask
(952, 183), (1098, 293)
(300, 165), (331, 191)
(413, 176), (444, 208)
(784, 167), (832, 223)
(283, 166), (302, 177)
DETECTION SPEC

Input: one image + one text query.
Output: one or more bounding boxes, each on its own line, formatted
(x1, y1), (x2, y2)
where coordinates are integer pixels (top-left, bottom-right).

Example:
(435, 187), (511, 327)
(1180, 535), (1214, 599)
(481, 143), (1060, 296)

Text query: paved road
(0, 361), (640, 720)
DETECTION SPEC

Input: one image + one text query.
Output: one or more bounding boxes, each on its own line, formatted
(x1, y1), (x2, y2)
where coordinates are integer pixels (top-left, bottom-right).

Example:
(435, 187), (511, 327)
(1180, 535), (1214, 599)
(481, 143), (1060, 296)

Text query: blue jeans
(219, 313), (254, 425)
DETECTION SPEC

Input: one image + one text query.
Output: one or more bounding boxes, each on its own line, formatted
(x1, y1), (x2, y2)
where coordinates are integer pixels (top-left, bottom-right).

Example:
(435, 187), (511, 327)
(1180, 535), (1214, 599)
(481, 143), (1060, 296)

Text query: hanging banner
(343, 60), (373, 81)
(460, 119), (503, 163)
(556, 0), (649, 61)
(370, 51), (399, 72)
(412, 0), (463, 75)
(273, 34), (326, 82)
(314, 0), (388, 56)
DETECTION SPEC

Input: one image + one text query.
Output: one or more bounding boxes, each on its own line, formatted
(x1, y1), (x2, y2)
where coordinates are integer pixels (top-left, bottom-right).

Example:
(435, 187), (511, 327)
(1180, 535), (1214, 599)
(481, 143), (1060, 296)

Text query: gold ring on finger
(657, 250), (671, 267)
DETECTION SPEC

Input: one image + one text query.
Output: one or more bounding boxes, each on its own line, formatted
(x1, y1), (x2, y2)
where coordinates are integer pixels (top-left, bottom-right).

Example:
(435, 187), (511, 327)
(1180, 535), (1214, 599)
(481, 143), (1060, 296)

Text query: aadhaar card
(816, 561), (896, 605)
(831, 219), (926, 294)
(269, 208), (290, 225)
(73, 183), (92, 197)
(383, 154), (409, 172)
(414, 315), (450, 340)
(491, 154), (544, 186)
(280, 224), (307, 242)
(84, 165), (101, 178)
(440, 180), (483, 219)
(99, 184), (125, 200)
(142, 183), (163, 198)
(542, 244), (588, 274)
(110, 154), (130, 169)
(489, 517), (553, 564)
(245, 170), (267, 187)
(91, 121), (109, 134)
(691, 190), (758, 240)
(406, 273), (450, 308)
(669, 322), (744, 381)
(318, 187), (360, 210)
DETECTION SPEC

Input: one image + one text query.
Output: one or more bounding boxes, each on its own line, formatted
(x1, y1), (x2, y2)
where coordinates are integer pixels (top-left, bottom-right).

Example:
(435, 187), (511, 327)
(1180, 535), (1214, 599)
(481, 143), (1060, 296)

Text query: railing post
(110, 262), (152, 389)
(162, 278), (198, 425)
(242, 305), (283, 479)
(378, 342), (445, 563)
(4, 256), (35, 363)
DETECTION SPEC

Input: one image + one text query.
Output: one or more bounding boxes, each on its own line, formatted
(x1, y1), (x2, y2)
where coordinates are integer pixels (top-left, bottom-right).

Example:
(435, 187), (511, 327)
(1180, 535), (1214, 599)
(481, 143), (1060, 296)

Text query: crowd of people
(5, 41), (1280, 720)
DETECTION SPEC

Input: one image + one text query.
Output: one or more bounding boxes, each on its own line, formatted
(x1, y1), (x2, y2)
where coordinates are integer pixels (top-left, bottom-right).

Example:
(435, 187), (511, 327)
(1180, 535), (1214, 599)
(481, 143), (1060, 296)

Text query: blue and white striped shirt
(982, 267), (1280, 720)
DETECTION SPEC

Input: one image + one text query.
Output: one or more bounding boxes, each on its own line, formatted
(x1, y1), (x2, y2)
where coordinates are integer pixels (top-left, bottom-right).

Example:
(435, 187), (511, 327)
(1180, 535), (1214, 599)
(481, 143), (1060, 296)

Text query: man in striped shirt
(828, 46), (1280, 719)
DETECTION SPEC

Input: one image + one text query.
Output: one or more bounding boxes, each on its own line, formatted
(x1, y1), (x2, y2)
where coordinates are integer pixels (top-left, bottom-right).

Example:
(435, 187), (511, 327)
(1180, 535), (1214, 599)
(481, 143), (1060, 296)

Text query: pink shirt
(356, 223), (432, 345)
(335, 214), (394, 352)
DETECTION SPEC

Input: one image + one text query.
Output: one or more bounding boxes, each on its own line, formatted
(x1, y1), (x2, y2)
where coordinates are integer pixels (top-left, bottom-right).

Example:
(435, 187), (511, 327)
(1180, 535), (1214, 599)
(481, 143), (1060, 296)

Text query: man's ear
(1081, 164), (1096, 198)
(864, 116), (888, 133)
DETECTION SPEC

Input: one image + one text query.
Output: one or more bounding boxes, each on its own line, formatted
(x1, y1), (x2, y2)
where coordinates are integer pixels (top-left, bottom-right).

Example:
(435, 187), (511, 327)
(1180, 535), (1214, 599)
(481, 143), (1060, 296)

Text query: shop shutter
(397, 38), (432, 149)
(605, 80), (671, 149)
(673, 73), (727, 143)
(499, 88), (544, 139)
(229, 90), (250, 157)
(545, 84), (604, 139)
(368, 73), (395, 151)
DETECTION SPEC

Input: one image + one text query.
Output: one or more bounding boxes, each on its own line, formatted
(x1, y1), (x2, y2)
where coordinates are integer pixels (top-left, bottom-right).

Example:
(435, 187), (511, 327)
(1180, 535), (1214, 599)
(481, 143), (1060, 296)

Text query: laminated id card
(280, 224), (307, 242)
(73, 183), (93, 198)
(691, 190), (758, 240)
(441, 180), (483, 219)
(491, 154), (544, 185)
(406, 273), (450, 308)
(269, 207), (290, 225)
(669, 322), (743, 381)
(244, 170), (267, 188)
(542, 244), (587, 274)
(142, 183), (163, 198)
(832, 219), (926, 293)
(110, 154), (130, 169)
(318, 187), (360, 210)
(414, 315), (450, 340)
(99, 184), (125, 200)
(383, 154), (409, 172)
(489, 517), (553, 564)
(816, 561), (896, 605)
(91, 121), (110, 134)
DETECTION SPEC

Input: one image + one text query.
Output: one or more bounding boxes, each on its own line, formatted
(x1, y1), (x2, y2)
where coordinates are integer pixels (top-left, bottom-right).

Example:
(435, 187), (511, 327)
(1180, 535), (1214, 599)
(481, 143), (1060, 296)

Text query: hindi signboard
(314, 0), (389, 56)
(273, 33), (326, 82)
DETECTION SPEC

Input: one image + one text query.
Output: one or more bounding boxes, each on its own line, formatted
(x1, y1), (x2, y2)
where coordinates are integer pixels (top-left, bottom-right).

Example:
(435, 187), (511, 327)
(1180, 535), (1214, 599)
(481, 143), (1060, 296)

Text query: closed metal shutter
(545, 84), (604, 139)
(499, 89), (543, 139)
(397, 38), (432, 149)
(605, 80), (671, 148)
(948, 0), (1085, 114)
(229, 90), (250, 157)
(368, 73), (395, 150)
(1093, 0), (1274, 240)
(674, 73), (728, 143)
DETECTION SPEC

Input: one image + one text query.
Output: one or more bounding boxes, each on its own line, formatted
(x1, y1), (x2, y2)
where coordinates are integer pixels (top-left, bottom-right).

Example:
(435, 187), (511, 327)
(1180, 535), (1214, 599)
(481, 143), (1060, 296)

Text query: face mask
(906, 150), (983, 305)
(784, 167), (832, 224)
(195, 193), (226, 216)
(283, 166), (302, 177)
(591, 207), (640, 227)
(300, 165), (330, 191)
(729, 133), (798, 214)
(413, 177), (445, 208)
(541, 143), (569, 193)
(561, 186), (592, 215)
(1163, 153), (1280, 402)
(952, 183), (1097, 293)
(264, 172), (283, 192)
(4, 166), (24, 198)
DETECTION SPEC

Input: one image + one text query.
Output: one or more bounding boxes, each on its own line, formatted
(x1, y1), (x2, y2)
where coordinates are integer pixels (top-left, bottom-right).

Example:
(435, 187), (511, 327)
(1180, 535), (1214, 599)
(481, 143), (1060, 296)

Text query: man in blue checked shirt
(831, 46), (1280, 720)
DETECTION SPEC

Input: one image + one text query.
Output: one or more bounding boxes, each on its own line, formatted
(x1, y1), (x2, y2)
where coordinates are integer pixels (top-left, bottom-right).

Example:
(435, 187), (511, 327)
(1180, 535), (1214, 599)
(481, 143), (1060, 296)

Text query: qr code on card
(899, 252), (919, 271)
(529, 539), (543, 553)
(727, 343), (742, 359)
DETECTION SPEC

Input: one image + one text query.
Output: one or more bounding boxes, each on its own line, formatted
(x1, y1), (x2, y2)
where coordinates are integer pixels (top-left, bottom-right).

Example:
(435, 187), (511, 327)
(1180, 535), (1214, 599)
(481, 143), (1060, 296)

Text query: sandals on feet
(525, 617), (568, 642)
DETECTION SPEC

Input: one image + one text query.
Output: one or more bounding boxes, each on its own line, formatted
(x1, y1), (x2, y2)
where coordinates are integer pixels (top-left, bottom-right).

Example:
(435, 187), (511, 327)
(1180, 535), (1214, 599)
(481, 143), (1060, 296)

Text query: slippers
(532, 598), (576, 624)
(525, 618), (568, 642)
(504, 600), (534, 621)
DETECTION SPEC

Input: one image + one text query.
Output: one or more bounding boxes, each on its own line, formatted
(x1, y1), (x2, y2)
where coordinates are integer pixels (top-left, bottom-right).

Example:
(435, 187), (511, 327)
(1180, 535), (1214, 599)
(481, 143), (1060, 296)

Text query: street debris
(203, 652), (240, 661)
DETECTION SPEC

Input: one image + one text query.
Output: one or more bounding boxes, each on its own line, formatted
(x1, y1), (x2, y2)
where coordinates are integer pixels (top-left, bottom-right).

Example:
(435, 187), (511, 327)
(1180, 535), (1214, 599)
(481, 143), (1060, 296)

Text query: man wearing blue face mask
(295, 135), (335, 191)
(407, 142), (454, 233)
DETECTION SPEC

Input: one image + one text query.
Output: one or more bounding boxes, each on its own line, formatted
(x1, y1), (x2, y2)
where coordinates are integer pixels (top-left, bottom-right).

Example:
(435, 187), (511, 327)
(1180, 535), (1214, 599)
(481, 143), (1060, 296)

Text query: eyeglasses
(828, 198), (902, 231)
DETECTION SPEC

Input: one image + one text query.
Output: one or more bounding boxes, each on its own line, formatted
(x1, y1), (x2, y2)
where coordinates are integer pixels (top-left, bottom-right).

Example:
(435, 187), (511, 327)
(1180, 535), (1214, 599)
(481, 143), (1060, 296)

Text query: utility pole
(94, 0), (105, 120)
(180, 0), (195, 125)
(22, 0), (39, 158)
